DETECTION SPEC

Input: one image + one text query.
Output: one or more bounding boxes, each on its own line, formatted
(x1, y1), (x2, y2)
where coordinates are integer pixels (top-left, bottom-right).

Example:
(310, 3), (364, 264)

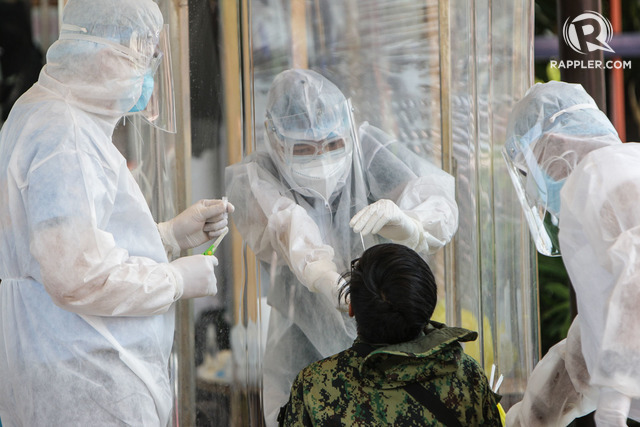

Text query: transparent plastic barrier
(246, 0), (537, 419)
(137, 0), (539, 425)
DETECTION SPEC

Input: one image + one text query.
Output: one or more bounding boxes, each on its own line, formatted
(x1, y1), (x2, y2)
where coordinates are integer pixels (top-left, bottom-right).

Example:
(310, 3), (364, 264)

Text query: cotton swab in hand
(204, 228), (228, 255)
(204, 197), (229, 256)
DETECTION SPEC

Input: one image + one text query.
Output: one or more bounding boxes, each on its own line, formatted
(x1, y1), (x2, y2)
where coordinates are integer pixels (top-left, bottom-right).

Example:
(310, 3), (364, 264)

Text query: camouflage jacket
(279, 321), (502, 426)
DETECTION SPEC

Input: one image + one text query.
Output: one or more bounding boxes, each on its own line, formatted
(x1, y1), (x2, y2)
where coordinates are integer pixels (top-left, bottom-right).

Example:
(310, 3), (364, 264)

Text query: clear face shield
(503, 131), (562, 257)
(502, 100), (621, 257)
(59, 22), (176, 133)
(265, 99), (358, 200)
(126, 25), (176, 133)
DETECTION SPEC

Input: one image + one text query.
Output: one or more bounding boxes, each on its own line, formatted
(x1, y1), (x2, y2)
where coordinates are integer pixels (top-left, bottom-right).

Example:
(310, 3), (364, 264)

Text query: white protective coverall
(225, 68), (459, 426)
(503, 81), (640, 426)
(0, 0), (225, 425)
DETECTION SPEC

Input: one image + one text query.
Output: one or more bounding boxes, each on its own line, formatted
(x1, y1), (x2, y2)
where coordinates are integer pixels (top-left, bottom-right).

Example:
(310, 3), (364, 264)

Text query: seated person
(278, 243), (502, 426)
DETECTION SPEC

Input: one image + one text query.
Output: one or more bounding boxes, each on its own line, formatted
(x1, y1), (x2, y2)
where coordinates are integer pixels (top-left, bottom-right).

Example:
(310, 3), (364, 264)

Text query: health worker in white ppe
(225, 68), (459, 426)
(503, 80), (640, 426)
(0, 0), (234, 425)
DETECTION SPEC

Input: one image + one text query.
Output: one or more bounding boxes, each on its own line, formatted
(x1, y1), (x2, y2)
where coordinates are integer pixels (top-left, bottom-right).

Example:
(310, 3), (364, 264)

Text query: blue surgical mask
(541, 172), (566, 216)
(129, 73), (154, 113)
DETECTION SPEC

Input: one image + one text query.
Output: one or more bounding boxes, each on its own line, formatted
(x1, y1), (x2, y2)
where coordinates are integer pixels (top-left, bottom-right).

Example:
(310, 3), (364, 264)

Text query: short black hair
(339, 243), (437, 344)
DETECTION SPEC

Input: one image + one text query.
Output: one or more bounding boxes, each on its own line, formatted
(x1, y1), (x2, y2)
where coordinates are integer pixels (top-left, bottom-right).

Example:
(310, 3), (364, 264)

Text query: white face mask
(290, 156), (349, 200)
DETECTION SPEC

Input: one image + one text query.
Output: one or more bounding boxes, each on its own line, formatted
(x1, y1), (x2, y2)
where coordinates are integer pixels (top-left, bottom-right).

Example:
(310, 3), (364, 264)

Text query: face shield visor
(59, 22), (176, 133)
(125, 25), (176, 133)
(265, 99), (357, 200)
(503, 103), (621, 257)
(503, 128), (562, 256)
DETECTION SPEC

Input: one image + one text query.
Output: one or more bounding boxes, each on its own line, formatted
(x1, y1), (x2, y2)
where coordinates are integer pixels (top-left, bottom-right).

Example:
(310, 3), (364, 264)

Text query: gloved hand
(350, 199), (421, 243)
(170, 254), (218, 299)
(594, 387), (632, 427)
(158, 199), (235, 254)
(309, 270), (349, 312)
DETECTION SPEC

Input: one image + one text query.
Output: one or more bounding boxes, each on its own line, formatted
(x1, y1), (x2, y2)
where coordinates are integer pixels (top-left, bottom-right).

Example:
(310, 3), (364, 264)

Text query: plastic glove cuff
(166, 263), (185, 300)
(392, 217), (423, 250)
(170, 255), (218, 300)
(157, 221), (181, 260)
(312, 271), (349, 312)
(303, 259), (338, 292)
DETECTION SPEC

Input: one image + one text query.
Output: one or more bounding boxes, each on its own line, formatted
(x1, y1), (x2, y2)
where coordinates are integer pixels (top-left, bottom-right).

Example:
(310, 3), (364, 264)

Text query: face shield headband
(59, 23), (159, 71)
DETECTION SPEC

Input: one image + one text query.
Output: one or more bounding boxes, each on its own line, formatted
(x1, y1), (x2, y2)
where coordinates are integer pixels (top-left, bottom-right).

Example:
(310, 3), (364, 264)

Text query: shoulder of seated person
(425, 321), (477, 342)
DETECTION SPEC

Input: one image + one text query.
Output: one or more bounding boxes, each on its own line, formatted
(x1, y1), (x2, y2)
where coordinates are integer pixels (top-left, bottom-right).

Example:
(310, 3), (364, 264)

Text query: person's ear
(348, 302), (354, 317)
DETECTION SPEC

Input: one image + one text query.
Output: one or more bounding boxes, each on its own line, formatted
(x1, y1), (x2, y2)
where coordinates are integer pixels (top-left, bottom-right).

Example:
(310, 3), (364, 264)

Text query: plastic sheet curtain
(248, 0), (537, 412)
(445, 0), (538, 407)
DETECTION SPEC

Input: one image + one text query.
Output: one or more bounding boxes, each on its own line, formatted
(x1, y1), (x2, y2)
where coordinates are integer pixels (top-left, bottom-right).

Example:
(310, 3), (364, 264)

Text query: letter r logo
(562, 11), (614, 55)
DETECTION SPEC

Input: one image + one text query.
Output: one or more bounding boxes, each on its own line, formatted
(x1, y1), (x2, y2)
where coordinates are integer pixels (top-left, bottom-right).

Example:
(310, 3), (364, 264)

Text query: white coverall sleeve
(359, 122), (459, 255)
(26, 151), (216, 317)
(594, 225), (640, 397)
(505, 319), (598, 426)
(226, 159), (339, 293)
(267, 197), (342, 295)
(394, 173), (459, 255)
(560, 146), (640, 413)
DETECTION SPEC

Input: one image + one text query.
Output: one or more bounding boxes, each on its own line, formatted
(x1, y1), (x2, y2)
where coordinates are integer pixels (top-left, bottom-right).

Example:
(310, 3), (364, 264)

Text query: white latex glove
(309, 270), (349, 312)
(170, 254), (218, 300)
(594, 387), (632, 427)
(350, 199), (421, 244)
(158, 199), (235, 254)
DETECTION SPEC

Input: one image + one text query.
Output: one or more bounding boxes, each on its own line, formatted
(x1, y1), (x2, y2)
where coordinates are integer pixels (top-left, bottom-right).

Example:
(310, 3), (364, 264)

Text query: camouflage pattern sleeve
(459, 353), (503, 425)
(281, 371), (313, 426)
